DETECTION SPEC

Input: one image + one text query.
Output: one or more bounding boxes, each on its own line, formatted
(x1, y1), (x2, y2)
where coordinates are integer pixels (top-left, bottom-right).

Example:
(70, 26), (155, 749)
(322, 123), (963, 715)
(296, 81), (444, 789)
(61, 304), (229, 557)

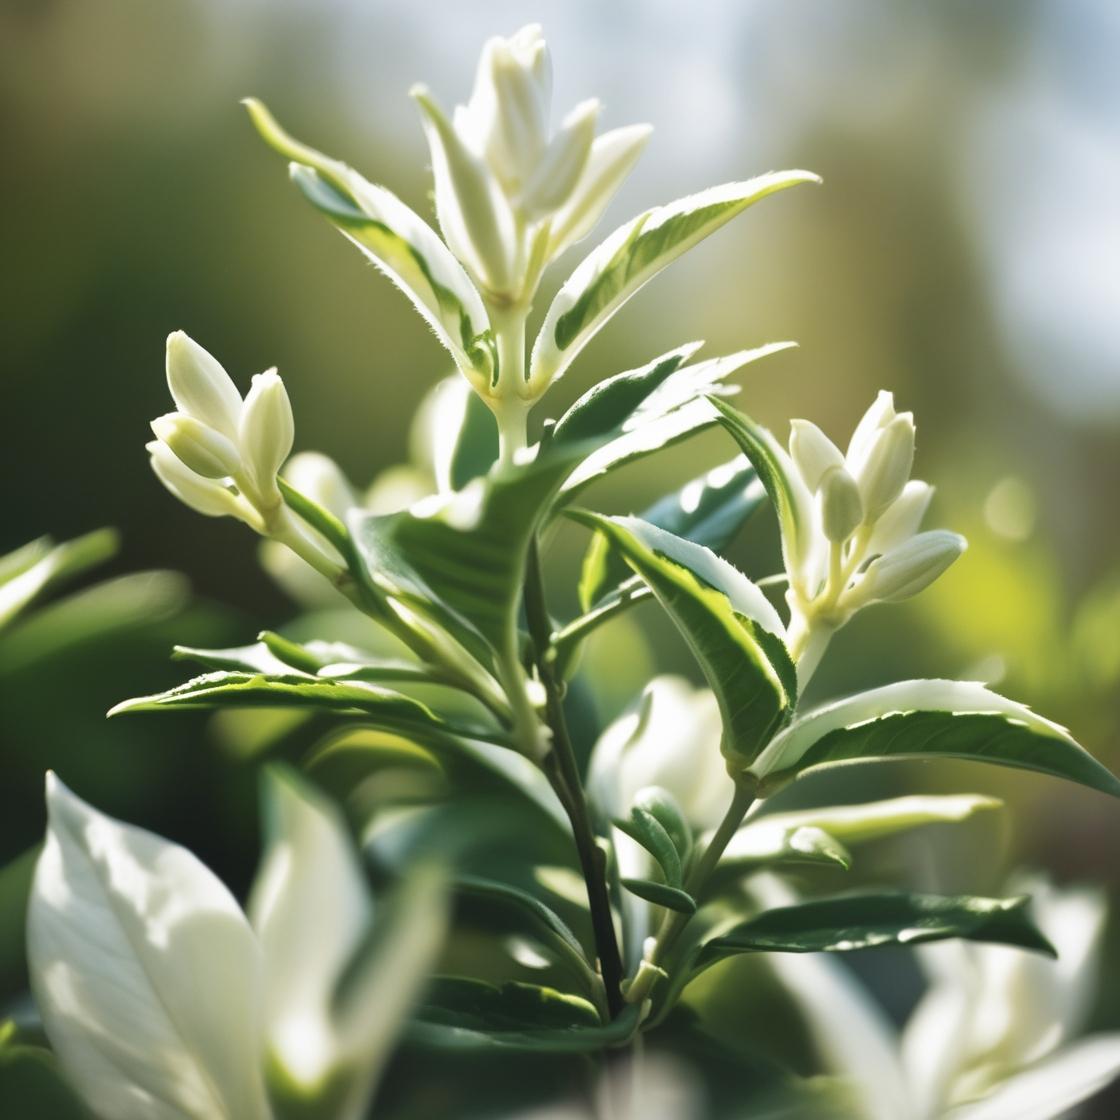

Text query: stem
(646, 782), (756, 972)
(491, 304), (530, 468)
(525, 537), (626, 1018)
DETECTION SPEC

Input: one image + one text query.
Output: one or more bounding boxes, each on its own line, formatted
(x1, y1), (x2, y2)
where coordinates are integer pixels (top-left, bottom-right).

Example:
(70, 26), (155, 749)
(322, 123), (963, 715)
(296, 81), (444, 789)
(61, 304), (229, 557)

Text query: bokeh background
(3, 0), (1119, 1112)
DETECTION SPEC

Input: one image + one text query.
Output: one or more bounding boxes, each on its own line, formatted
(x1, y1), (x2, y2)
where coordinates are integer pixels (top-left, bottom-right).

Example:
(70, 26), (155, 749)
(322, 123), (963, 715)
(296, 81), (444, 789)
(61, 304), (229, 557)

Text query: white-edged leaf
(244, 100), (496, 388)
(530, 172), (819, 386)
(748, 679), (1120, 798)
(27, 774), (271, 1120)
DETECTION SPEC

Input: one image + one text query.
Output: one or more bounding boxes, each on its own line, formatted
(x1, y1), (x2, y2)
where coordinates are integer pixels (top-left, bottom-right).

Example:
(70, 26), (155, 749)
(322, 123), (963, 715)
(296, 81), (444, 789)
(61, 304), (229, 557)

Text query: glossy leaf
(748, 680), (1120, 798)
(620, 878), (697, 915)
(713, 823), (852, 882)
(579, 455), (765, 611)
(530, 173), (820, 386)
(568, 511), (795, 768)
(695, 891), (1055, 974)
(614, 805), (683, 887)
(418, 977), (600, 1033)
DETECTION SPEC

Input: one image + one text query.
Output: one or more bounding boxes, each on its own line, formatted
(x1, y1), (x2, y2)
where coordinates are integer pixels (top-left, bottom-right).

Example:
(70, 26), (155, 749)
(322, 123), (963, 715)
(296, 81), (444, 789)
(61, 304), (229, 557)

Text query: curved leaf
(530, 173), (820, 386)
(620, 878), (697, 915)
(568, 511), (795, 769)
(713, 823), (852, 882)
(245, 100), (495, 387)
(695, 891), (1055, 974)
(749, 680), (1120, 798)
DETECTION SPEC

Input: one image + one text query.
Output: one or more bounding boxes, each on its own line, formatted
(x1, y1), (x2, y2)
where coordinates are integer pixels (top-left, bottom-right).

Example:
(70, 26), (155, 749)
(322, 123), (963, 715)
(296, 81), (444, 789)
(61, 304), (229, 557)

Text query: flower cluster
(412, 24), (650, 307)
(781, 391), (967, 679)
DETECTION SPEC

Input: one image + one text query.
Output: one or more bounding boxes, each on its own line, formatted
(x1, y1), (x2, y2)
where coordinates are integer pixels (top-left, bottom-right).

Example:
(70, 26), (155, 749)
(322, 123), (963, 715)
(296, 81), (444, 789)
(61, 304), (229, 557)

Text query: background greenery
(2, 0), (1118, 1112)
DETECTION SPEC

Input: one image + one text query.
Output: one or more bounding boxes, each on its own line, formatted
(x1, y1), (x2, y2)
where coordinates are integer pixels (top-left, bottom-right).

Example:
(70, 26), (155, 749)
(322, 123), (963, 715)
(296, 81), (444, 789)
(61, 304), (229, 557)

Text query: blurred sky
(2, 0), (1119, 864)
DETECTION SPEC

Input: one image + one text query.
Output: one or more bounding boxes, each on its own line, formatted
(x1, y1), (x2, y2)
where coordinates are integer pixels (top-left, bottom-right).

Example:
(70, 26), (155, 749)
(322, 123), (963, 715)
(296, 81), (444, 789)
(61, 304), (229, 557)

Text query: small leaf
(620, 878), (697, 914)
(614, 807), (683, 887)
(694, 891), (1055, 974)
(530, 173), (820, 387)
(749, 679), (1120, 799)
(713, 823), (852, 883)
(568, 512), (795, 769)
(579, 455), (765, 611)
(419, 977), (600, 1032)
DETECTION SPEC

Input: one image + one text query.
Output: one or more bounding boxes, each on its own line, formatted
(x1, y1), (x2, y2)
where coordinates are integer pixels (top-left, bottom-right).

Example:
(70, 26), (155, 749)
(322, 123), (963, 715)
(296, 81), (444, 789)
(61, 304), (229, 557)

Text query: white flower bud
(477, 33), (551, 190)
(790, 419), (845, 492)
(867, 480), (933, 557)
(412, 86), (515, 293)
(855, 529), (966, 604)
(165, 331), (243, 440)
(548, 123), (653, 256)
(845, 390), (896, 479)
(820, 466), (863, 543)
(148, 441), (243, 520)
(240, 369), (294, 505)
(521, 99), (600, 218)
(151, 412), (241, 479)
(857, 414), (915, 520)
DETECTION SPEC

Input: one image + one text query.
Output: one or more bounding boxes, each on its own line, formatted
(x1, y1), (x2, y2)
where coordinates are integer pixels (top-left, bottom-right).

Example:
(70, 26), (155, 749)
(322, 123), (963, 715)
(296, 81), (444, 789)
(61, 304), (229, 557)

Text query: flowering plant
(7, 23), (1119, 1120)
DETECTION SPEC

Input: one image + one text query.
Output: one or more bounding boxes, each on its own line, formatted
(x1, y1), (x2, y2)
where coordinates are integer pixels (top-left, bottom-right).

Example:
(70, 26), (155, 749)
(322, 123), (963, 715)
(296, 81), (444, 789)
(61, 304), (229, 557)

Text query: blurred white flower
(762, 873), (1120, 1120)
(783, 392), (966, 684)
(28, 772), (446, 1120)
(411, 25), (650, 304)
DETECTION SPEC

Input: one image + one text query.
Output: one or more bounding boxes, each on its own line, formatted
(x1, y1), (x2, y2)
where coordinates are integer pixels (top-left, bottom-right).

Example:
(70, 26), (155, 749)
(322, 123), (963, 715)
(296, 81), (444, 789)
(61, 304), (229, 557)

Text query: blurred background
(2, 0), (1119, 1112)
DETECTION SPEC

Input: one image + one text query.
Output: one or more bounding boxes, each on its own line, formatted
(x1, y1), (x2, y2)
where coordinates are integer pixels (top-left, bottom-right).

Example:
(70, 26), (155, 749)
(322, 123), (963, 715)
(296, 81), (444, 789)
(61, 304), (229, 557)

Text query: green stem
(525, 537), (626, 1018)
(646, 782), (756, 973)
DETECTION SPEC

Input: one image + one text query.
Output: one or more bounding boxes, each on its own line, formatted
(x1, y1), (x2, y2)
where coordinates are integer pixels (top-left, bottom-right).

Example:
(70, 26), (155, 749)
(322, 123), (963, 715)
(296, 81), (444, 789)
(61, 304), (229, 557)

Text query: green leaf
(438, 377), (500, 491)
(620, 878), (697, 915)
(558, 344), (793, 500)
(744, 794), (1003, 846)
(707, 397), (818, 591)
(614, 807), (683, 887)
(0, 529), (119, 630)
(530, 172), (820, 386)
(712, 823), (851, 883)
(453, 877), (598, 996)
(0, 848), (37, 1002)
(0, 1034), (91, 1119)
(568, 512), (795, 769)
(109, 670), (504, 746)
(244, 100), (496, 386)
(419, 977), (600, 1032)
(408, 998), (641, 1054)
(694, 891), (1055, 974)
(748, 680), (1120, 798)
(579, 455), (765, 611)
(550, 342), (701, 447)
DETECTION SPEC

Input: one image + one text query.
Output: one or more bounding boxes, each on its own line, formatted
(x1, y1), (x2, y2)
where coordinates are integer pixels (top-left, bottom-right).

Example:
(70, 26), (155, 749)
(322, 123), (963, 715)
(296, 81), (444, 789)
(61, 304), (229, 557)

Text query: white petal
(148, 441), (245, 521)
(949, 1034), (1120, 1120)
(165, 332), (243, 441)
(866, 480), (933, 557)
(239, 370), (294, 505)
(845, 390), (896, 479)
(521, 99), (600, 218)
(27, 774), (270, 1120)
(248, 768), (372, 1092)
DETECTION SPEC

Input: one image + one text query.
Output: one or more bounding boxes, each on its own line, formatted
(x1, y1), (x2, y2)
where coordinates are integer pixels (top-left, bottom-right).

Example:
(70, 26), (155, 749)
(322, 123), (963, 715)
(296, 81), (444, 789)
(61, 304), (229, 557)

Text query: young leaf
(712, 823), (852, 883)
(530, 173), (820, 386)
(558, 344), (793, 500)
(244, 100), (496, 389)
(620, 878), (697, 915)
(614, 806), (683, 887)
(748, 680), (1120, 799)
(568, 512), (795, 769)
(694, 891), (1055, 975)
(579, 455), (765, 611)
(707, 397), (819, 593)
(419, 977), (600, 1033)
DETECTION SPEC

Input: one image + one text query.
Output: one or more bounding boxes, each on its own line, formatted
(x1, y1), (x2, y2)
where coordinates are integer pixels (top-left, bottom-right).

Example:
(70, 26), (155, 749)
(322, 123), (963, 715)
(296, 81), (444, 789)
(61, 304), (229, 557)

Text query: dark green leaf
(419, 977), (600, 1032)
(695, 891), (1055, 973)
(620, 878), (697, 914)
(614, 807), (682, 887)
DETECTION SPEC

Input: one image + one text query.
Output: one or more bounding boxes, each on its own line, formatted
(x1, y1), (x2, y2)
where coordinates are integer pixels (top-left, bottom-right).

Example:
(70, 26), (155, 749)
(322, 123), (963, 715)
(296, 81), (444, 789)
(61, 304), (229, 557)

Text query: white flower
(588, 675), (730, 834)
(762, 873), (1120, 1120)
(411, 25), (650, 306)
(28, 772), (446, 1120)
(782, 392), (966, 684)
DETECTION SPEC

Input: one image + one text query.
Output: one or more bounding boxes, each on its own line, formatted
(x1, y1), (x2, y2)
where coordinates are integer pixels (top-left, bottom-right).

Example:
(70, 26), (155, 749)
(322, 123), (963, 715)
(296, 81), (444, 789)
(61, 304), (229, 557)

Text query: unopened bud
(165, 331), (243, 440)
(820, 466), (862, 543)
(239, 370), (294, 504)
(521, 99), (599, 218)
(483, 36), (550, 189)
(790, 419), (844, 492)
(845, 390), (896, 478)
(151, 413), (241, 479)
(412, 86), (515, 293)
(867, 480), (933, 556)
(856, 530), (966, 604)
(857, 414), (915, 520)
(147, 441), (241, 520)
